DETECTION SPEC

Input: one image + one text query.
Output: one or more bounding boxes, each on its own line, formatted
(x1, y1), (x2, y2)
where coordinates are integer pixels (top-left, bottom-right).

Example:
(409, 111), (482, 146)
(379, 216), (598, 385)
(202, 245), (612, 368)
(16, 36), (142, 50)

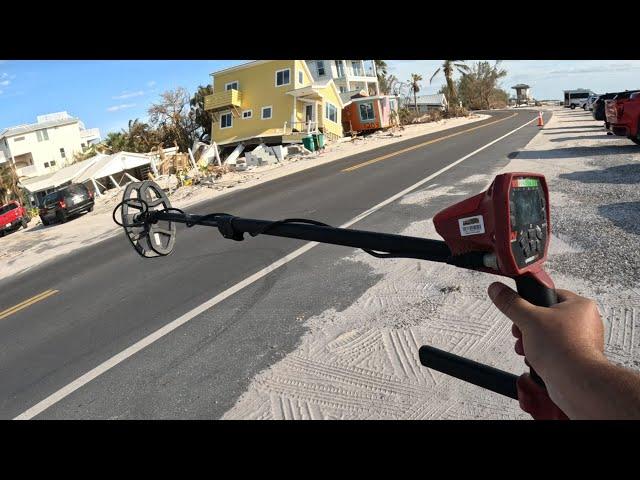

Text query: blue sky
(1, 60), (639, 138)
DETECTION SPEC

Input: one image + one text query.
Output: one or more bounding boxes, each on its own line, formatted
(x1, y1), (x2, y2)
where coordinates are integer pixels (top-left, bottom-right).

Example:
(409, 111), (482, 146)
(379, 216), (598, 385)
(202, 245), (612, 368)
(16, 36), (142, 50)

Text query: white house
(0, 112), (101, 178)
(402, 94), (449, 113)
(306, 60), (380, 97)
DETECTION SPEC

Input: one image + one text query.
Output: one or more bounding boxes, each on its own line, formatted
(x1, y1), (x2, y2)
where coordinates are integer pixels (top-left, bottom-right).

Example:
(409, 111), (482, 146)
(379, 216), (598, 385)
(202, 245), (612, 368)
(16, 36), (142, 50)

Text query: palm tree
(430, 60), (470, 106)
(410, 73), (423, 112)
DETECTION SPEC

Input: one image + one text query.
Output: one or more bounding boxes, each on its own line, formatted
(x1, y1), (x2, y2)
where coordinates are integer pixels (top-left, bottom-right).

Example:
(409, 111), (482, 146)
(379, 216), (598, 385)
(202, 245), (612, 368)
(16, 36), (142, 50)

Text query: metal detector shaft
(153, 212), (454, 263)
(419, 345), (519, 400)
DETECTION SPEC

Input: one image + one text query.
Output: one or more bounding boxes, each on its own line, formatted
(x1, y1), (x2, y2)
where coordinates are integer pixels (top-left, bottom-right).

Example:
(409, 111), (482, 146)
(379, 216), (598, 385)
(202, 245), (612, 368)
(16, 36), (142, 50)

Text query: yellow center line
(341, 112), (521, 172)
(0, 289), (59, 320)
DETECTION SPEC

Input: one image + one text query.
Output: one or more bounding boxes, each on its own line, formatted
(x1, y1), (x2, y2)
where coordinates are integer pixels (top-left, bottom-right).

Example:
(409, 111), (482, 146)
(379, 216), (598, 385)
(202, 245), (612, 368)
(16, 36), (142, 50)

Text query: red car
(0, 200), (31, 237)
(605, 91), (640, 145)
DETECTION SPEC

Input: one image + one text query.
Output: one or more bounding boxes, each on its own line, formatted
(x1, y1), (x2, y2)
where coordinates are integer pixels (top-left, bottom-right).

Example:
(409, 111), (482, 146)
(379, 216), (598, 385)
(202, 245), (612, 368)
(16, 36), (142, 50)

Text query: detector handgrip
(418, 345), (519, 400)
(515, 273), (558, 388)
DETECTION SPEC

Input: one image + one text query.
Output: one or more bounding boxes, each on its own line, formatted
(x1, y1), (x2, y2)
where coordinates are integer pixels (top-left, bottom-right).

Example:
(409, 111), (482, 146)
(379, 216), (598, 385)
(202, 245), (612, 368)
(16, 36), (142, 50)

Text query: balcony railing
(283, 121), (319, 135)
(204, 89), (243, 111)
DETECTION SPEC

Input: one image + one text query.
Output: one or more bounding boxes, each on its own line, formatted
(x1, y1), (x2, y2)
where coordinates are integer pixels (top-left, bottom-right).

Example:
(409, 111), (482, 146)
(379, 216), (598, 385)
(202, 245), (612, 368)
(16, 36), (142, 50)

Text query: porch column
(91, 178), (103, 197)
(291, 96), (296, 132)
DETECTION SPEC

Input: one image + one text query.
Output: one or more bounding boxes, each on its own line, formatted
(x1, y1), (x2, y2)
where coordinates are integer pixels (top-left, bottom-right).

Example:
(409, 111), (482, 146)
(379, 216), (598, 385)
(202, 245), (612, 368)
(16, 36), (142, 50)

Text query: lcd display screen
(511, 188), (544, 226)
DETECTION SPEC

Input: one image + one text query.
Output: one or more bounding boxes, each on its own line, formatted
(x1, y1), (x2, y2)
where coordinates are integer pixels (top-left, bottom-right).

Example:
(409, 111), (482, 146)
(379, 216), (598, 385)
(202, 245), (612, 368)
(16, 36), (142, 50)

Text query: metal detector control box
(433, 172), (554, 291)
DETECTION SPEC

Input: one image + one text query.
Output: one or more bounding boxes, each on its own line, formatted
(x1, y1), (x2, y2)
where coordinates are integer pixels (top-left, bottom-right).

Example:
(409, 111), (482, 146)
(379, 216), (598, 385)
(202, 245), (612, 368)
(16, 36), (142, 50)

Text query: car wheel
(57, 211), (67, 224)
(570, 104), (576, 110)
(87, 205), (94, 213)
(41, 216), (49, 226)
(21, 218), (29, 229)
(630, 136), (640, 145)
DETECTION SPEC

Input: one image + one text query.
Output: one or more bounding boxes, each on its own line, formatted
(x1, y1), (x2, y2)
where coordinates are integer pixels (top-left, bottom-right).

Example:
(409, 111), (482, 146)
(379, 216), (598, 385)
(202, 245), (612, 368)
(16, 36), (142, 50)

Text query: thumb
(488, 282), (540, 330)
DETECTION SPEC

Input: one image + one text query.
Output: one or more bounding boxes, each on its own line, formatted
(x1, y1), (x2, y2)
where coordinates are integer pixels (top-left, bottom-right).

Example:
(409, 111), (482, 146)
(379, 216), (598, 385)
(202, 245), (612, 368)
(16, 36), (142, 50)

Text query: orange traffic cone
(537, 111), (544, 127)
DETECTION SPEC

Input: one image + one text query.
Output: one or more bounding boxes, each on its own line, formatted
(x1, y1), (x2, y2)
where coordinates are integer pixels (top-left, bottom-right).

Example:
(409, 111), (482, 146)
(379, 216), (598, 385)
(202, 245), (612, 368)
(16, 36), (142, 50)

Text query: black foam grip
(515, 275), (558, 388)
(418, 345), (519, 400)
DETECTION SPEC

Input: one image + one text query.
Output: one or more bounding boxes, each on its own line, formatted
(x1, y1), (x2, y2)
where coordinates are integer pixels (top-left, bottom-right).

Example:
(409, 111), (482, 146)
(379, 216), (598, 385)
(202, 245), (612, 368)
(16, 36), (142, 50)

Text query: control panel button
(535, 225), (543, 239)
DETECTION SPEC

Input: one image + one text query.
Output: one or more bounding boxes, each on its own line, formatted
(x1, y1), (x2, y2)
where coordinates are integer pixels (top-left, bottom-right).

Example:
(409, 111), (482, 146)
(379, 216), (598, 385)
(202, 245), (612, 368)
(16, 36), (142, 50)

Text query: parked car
(584, 94), (599, 111)
(592, 92), (619, 122)
(39, 183), (94, 226)
(605, 91), (640, 145)
(0, 200), (31, 237)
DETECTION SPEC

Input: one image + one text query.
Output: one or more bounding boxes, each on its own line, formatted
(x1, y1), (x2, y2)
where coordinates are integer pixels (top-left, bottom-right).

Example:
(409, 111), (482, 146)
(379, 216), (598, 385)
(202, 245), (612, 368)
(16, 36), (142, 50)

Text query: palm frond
(429, 68), (441, 83)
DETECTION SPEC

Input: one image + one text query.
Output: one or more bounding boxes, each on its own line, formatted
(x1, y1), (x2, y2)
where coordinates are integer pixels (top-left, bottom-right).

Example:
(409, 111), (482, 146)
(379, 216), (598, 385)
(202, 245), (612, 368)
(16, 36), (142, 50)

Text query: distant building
(0, 112), (101, 178)
(401, 94), (449, 113)
(511, 84), (532, 106)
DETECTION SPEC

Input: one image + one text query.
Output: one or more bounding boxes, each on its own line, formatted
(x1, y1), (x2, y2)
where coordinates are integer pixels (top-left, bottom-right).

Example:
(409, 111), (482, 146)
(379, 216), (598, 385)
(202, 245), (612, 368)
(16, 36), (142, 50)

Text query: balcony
(204, 89), (243, 112)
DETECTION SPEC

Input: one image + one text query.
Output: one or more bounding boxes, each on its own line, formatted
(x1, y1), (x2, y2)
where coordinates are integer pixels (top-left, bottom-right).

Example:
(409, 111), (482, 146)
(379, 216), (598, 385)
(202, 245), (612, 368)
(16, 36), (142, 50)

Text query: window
(316, 61), (325, 76)
(50, 160), (56, 166)
(14, 136), (25, 142)
(44, 162), (50, 168)
(359, 102), (375, 121)
(0, 203), (18, 215)
(242, 110), (253, 119)
(60, 148), (66, 158)
(298, 71), (303, 84)
(325, 102), (338, 123)
(275, 69), (290, 87)
(225, 81), (239, 91)
(352, 61), (363, 76)
(220, 112), (233, 129)
(570, 92), (590, 99)
(339, 86), (346, 93)
(335, 60), (345, 77)
(261, 106), (272, 120)
(36, 129), (49, 142)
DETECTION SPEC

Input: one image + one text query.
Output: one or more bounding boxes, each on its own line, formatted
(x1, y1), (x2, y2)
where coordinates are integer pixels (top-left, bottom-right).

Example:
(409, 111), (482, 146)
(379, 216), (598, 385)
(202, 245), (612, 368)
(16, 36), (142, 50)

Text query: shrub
(444, 105), (469, 118)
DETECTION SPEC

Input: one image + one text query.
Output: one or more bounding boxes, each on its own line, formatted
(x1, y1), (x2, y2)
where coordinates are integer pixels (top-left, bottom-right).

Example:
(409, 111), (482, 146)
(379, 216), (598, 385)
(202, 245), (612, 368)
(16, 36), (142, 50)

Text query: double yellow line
(0, 289), (59, 320)
(341, 112), (519, 172)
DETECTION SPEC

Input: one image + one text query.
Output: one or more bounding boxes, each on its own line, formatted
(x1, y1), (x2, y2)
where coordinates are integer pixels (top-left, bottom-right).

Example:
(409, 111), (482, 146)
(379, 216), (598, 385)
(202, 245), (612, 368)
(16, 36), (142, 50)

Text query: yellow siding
(318, 83), (344, 140)
(211, 60), (343, 144)
(212, 60), (309, 145)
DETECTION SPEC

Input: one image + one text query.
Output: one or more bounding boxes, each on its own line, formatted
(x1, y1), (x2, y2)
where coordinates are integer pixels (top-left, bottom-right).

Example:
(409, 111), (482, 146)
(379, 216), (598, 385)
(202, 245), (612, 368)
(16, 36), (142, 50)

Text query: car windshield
(0, 203), (18, 215)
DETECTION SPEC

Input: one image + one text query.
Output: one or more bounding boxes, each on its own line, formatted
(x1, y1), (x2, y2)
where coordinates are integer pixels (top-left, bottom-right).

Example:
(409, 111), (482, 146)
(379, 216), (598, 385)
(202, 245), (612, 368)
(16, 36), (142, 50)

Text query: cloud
(0, 80), (9, 87)
(547, 63), (639, 76)
(147, 80), (156, 87)
(112, 90), (144, 100)
(107, 103), (137, 112)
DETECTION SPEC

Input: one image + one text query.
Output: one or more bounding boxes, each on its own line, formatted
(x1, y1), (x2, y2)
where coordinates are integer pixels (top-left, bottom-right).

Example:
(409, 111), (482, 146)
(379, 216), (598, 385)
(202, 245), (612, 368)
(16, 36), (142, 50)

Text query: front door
(305, 104), (314, 122)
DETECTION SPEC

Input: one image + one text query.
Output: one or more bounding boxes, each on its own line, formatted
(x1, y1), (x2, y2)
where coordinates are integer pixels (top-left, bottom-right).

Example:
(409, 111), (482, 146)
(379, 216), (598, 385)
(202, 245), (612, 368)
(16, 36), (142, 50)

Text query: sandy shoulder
(223, 106), (640, 420)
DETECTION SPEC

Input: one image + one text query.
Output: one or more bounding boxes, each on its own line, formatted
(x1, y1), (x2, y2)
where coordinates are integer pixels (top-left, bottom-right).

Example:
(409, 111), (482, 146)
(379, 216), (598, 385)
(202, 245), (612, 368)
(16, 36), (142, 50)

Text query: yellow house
(205, 60), (344, 151)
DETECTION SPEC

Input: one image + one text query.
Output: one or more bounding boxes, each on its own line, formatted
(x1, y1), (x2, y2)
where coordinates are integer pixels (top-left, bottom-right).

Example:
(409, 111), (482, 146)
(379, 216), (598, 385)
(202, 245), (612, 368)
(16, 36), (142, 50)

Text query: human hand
(488, 282), (605, 418)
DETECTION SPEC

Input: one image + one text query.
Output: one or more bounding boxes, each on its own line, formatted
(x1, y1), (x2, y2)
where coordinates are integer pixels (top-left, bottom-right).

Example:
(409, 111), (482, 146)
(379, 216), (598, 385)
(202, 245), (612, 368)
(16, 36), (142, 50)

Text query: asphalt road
(0, 109), (548, 419)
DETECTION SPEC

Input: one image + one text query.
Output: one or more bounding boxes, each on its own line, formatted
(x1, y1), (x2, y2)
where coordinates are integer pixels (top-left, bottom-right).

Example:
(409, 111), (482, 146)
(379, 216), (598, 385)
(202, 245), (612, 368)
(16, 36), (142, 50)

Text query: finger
(515, 338), (524, 356)
(512, 324), (522, 339)
(488, 282), (540, 329)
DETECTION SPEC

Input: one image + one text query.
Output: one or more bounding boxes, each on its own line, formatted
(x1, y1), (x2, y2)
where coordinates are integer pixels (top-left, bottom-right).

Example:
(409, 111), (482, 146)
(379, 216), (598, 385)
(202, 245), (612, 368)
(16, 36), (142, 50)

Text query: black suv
(39, 183), (95, 225)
